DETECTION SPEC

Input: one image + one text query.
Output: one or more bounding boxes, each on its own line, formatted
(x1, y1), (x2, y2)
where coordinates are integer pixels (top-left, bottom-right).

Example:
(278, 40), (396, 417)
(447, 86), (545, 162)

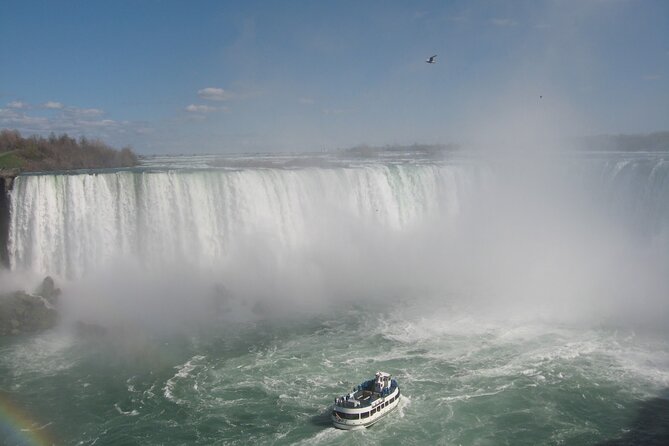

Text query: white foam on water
(293, 426), (346, 445)
(163, 355), (206, 404)
(0, 331), (77, 377)
(113, 403), (139, 416)
(438, 383), (514, 404)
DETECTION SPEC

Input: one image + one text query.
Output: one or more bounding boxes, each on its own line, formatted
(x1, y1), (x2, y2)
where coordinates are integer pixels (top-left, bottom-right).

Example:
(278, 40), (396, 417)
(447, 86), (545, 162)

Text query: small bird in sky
(426, 55), (437, 64)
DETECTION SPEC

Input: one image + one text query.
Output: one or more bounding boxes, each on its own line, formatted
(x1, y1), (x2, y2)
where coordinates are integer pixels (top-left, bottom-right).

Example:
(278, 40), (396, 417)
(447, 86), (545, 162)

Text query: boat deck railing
(334, 380), (398, 408)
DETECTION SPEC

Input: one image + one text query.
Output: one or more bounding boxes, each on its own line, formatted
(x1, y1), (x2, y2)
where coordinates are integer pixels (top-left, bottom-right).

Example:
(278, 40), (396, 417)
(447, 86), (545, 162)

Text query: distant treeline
(343, 134), (669, 154)
(582, 132), (669, 152)
(344, 143), (460, 157)
(0, 129), (139, 171)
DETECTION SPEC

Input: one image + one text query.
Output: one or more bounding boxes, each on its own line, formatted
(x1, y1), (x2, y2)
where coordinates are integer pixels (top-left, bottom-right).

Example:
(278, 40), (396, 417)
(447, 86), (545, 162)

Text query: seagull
(426, 55), (437, 64)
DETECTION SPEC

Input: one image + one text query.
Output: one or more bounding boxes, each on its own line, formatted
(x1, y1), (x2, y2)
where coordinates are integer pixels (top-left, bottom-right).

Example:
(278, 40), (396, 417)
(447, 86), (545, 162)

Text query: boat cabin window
(371, 408), (376, 415)
(361, 411), (369, 419)
(333, 410), (359, 420)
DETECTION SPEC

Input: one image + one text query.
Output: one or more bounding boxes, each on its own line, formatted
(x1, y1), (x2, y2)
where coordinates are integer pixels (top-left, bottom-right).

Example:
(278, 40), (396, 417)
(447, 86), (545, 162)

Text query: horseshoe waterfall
(1, 153), (668, 445)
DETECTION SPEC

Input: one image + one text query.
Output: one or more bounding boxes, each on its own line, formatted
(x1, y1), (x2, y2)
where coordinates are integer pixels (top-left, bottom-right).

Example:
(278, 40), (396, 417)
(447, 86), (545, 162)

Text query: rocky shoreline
(0, 276), (60, 336)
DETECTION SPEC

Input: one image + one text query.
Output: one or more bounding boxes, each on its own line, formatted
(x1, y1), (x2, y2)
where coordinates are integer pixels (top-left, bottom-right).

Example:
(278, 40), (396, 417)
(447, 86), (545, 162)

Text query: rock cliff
(0, 276), (60, 336)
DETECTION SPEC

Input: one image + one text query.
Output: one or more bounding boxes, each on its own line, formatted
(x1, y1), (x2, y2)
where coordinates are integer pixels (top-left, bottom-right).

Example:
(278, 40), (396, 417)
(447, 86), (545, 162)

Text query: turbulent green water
(1, 299), (668, 445)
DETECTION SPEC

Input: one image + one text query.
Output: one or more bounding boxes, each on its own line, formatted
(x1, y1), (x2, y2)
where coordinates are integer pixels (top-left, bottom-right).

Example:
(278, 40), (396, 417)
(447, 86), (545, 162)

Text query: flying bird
(426, 55), (437, 64)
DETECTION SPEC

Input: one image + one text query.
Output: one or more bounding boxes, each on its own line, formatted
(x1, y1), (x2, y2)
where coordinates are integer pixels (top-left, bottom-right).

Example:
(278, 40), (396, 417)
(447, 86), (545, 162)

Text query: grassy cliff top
(0, 129), (139, 172)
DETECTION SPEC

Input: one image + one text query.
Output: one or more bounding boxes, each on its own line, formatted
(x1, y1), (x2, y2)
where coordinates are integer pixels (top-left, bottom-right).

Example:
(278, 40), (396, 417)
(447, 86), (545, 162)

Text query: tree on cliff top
(0, 129), (139, 171)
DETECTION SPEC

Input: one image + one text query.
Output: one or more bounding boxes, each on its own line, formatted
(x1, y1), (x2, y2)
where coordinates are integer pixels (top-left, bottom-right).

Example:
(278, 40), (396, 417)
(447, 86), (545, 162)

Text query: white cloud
(491, 18), (517, 27)
(42, 101), (64, 109)
(299, 97), (315, 105)
(58, 106), (105, 117)
(0, 101), (145, 143)
(77, 119), (117, 128)
(75, 108), (104, 117)
(0, 109), (54, 130)
(642, 74), (661, 81)
(7, 101), (29, 109)
(197, 87), (232, 101)
(0, 108), (16, 118)
(185, 104), (217, 113)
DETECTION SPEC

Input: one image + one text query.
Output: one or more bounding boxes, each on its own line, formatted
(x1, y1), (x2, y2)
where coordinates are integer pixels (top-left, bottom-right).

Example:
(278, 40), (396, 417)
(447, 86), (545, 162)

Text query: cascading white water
(8, 164), (475, 279)
(6, 154), (669, 322)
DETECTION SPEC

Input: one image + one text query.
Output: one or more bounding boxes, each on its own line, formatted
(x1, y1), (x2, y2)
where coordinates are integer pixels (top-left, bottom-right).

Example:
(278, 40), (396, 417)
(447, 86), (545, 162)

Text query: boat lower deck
(332, 386), (400, 430)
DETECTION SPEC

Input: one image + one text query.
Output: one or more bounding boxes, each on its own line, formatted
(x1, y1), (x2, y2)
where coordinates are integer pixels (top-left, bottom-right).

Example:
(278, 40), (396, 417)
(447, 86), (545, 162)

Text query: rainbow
(0, 392), (53, 446)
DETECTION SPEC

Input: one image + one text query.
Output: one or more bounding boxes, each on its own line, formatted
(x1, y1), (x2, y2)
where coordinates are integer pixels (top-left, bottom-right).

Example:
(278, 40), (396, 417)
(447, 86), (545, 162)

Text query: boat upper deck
(334, 379), (399, 409)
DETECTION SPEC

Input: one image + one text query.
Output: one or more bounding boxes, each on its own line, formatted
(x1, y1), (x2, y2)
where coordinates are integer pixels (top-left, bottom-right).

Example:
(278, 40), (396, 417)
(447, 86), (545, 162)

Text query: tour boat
(331, 371), (400, 430)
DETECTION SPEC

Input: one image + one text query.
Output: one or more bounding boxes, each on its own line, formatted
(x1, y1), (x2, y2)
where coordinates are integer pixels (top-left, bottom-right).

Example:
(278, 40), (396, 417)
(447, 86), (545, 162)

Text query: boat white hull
(331, 389), (400, 430)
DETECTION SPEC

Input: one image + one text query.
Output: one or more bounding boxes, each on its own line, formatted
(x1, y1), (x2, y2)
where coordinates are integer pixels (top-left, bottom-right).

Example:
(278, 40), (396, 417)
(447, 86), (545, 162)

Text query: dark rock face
(0, 276), (60, 336)
(0, 174), (12, 268)
(35, 275), (61, 305)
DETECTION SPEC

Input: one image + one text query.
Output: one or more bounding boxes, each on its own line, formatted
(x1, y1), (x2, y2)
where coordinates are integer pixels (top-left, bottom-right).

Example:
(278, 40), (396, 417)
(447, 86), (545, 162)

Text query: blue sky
(1, 0), (667, 154)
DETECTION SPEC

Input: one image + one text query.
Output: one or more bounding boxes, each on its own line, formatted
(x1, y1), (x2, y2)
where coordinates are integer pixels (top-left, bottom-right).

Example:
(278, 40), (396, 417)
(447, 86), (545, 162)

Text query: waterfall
(7, 154), (669, 289)
(8, 164), (473, 279)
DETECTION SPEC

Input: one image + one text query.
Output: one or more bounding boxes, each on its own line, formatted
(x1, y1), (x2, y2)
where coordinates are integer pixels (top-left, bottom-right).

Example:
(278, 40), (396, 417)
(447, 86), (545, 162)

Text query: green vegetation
(0, 129), (139, 172)
(0, 151), (23, 169)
